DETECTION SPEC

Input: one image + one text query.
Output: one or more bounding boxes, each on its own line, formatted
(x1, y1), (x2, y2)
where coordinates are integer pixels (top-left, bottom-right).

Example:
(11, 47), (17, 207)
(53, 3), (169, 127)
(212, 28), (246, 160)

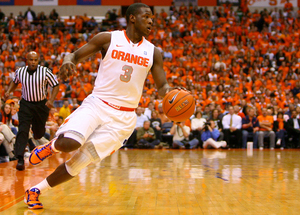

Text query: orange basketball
(162, 89), (195, 122)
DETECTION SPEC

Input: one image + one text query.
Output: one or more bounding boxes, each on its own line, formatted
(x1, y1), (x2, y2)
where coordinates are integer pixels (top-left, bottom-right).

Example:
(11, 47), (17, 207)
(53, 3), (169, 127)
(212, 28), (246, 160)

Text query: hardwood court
(1, 149), (300, 215)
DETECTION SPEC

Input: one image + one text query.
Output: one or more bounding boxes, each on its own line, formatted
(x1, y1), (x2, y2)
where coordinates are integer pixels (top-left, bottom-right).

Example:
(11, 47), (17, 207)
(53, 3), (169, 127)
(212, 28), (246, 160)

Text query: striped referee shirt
(13, 65), (59, 102)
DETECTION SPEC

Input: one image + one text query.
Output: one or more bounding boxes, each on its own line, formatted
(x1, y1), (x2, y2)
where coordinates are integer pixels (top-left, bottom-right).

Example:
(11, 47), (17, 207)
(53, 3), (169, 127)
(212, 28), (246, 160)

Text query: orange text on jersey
(111, 50), (149, 67)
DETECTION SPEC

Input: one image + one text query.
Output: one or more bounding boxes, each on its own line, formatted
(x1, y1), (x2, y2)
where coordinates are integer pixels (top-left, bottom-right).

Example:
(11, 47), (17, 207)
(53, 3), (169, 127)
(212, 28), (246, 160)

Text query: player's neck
(125, 28), (143, 44)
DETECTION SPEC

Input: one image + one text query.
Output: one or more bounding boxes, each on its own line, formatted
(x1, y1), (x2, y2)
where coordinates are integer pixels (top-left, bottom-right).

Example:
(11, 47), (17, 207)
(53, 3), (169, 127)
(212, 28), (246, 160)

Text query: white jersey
(92, 30), (154, 108)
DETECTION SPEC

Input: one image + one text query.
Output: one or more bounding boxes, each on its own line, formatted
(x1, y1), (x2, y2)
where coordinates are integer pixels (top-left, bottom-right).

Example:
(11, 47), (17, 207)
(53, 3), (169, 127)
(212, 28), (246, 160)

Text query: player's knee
(65, 142), (100, 176)
(55, 136), (81, 152)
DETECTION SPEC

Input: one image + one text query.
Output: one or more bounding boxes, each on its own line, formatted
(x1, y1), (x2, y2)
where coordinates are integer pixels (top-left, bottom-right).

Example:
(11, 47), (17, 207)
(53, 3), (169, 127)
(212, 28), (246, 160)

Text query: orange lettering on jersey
(131, 54), (138, 64)
(112, 50), (118, 59)
(143, 58), (149, 67)
(118, 51), (125, 60)
(111, 50), (149, 67)
(124, 53), (131, 62)
(137, 57), (143, 66)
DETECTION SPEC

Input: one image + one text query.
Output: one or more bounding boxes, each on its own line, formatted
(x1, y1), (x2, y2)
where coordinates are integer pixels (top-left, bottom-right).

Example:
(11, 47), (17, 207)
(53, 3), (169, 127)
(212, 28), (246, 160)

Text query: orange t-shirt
(257, 115), (274, 131)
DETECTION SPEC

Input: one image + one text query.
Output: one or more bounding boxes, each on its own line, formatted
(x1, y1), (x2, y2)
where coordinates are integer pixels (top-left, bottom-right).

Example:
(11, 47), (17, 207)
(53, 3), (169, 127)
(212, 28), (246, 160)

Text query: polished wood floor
(0, 149), (300, 215)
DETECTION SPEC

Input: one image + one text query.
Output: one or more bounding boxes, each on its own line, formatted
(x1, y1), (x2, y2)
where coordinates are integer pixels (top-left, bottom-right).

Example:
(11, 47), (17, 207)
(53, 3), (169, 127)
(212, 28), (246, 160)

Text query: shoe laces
(28, 191), (39, 202)
(37, 143), (53, 159)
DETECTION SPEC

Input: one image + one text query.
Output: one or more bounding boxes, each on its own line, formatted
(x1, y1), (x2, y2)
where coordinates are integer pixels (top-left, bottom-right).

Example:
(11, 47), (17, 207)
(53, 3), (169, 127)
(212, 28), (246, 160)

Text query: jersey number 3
(120, 65), (133, 83)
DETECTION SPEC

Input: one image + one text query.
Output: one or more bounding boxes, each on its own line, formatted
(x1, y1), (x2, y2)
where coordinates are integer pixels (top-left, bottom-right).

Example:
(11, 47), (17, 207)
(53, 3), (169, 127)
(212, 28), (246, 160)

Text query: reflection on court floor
(1, 149), (300, 214)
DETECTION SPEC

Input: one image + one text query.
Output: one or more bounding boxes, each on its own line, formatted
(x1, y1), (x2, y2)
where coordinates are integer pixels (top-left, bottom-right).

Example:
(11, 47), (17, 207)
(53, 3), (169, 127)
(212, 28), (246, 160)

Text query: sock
(30, 179), (52, 193)
(51, 138), (59, 153)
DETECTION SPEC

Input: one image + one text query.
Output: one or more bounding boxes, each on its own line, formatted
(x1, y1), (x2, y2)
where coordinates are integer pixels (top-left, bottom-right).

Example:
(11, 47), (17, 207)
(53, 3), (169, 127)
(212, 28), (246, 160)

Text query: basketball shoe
(29, 139), (57, 165)
(24, 188), (43, 209)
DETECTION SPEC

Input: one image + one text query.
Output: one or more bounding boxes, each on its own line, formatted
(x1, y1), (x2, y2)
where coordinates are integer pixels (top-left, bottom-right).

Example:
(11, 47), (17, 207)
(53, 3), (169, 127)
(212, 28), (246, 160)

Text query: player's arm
(59, 32), (111, 80)
(151, 47), (171, 97)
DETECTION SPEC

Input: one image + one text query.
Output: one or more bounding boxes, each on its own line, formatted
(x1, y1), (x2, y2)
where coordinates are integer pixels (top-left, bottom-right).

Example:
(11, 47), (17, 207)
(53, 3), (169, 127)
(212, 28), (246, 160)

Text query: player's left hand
(174, 86), (187, 91)
(45, 100), (54, 109)
(59, 62), (76, 81)
(171, 86), (190, 93)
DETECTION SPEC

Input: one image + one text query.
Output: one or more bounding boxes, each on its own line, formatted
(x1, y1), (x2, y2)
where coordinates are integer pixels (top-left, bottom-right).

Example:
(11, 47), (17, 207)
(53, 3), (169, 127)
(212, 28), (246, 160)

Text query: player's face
(135, 7), (153, 37)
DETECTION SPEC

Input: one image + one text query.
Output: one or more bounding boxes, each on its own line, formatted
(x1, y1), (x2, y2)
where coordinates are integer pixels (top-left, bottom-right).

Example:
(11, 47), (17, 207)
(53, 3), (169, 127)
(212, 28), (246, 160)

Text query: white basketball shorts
(56, 94), (137, 159)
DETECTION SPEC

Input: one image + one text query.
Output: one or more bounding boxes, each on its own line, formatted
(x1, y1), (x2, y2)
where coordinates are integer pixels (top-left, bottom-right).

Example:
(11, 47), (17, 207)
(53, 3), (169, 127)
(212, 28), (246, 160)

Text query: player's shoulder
(92, 31), (112, 42)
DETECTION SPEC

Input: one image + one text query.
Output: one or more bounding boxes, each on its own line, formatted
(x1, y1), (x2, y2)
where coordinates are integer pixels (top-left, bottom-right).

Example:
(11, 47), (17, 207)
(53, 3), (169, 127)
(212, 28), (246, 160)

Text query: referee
(5, 51), (59, 171)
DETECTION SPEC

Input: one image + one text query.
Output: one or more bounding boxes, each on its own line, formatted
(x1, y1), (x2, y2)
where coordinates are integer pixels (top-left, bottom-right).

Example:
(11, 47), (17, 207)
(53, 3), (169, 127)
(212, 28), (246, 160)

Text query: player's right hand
(59, 62), (76, 80)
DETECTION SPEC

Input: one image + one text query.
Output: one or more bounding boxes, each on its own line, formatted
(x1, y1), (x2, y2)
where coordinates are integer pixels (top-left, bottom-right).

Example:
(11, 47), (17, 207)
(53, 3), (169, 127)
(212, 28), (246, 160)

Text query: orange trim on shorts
(100, 99), (135, 112)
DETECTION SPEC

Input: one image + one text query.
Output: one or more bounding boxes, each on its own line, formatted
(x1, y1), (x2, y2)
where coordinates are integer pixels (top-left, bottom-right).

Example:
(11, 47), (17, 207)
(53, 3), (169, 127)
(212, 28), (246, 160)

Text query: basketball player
(24, 3), (172, 209)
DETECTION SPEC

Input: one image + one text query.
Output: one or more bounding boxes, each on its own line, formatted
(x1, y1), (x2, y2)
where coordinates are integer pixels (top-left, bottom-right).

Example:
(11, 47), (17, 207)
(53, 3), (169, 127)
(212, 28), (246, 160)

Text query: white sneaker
(259, 147), (264, 150)
(280, 147), (284, 150)
(270, 147), (274, 150)
(220, 141), (227, 148)
(276, 139), (281, 145)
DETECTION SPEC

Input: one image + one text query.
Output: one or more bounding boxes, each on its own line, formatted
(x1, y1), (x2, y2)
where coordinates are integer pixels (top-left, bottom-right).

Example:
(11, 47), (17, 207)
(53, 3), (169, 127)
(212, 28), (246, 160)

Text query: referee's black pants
(15, 99), (50, 158)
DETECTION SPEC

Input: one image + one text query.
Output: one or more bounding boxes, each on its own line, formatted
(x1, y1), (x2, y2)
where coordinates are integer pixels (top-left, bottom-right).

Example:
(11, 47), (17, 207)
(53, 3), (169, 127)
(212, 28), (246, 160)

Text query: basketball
(162, 89), (195, 122)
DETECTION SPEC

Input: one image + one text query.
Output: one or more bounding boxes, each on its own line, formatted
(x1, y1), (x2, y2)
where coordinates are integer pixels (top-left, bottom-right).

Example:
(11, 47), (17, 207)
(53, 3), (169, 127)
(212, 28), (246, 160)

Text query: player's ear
(129, 14), (136, 23)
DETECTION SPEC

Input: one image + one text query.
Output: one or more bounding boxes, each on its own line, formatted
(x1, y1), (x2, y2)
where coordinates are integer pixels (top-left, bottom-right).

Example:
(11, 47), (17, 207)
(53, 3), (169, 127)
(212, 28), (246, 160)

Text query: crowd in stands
(1, 1), (300, 161)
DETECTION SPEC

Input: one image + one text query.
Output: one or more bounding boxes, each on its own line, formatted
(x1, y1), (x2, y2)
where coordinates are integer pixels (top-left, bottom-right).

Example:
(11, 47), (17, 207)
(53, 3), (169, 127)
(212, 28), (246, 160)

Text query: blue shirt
(201, 128), (220, 141)
(242, 116), (259, 132)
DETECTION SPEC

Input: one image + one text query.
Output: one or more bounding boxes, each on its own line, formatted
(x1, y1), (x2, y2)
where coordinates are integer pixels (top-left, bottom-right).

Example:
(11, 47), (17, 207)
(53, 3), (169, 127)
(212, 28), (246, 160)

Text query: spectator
(201, 120), (227, 149)
(150, 110), (162, 141)
(59, 100), (71, 121)
(257, 107), (276, 150)
(285, 103), (295, 119)
(157, 103), (171, 124)
(0, 123), (17, 160)
(136, 121), (160, 149)
(109, 9), (118, 22)
(284, 0), (293, 12)
(0, 102), (19, 135)
(87, 17), (98, 28)
(222, 106), (242, 148)
(15, 56), (26, 69)
(170, 121), (199, 149)
(234, 105), (245, 119)
(144, 101), (154, 120)
(191, 111), (206, 141)
(49, 9), (59, 21)
(285, 110), (300, 148)
(273, 112), (286, 149)
(23, 7), (36, 23)
(242, 107), (259, 149)
(209, 109), (223, 140)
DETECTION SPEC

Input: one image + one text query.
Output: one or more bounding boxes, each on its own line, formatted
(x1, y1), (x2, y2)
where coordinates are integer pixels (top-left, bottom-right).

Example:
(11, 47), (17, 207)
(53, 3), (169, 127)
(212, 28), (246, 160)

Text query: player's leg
(29, 133), (82, 165)
(25, 141), (99, 209)
(26, 97), (136, 209)
(29, 95), (102, 165)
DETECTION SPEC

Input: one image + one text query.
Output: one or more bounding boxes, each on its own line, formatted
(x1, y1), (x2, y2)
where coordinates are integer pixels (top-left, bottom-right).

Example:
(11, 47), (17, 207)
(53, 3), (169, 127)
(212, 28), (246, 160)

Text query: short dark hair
(195, 111), (202, 118)
(126, 3), (150, 23)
